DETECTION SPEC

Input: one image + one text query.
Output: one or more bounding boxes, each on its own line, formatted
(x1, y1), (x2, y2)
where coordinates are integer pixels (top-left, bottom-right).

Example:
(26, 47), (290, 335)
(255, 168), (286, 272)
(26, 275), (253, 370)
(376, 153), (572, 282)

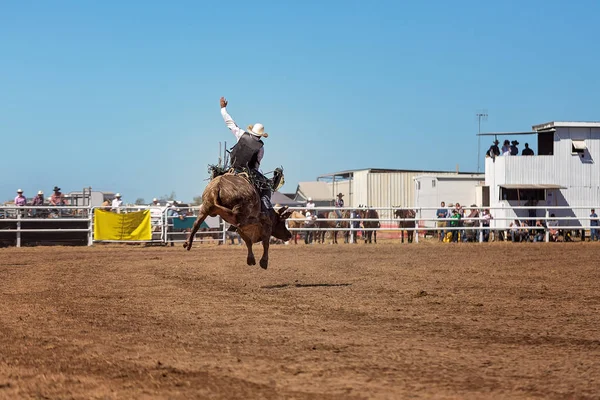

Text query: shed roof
(532, 121), (600, 131)
(294, 181), (332, 201)
(271, 191), (303, 206)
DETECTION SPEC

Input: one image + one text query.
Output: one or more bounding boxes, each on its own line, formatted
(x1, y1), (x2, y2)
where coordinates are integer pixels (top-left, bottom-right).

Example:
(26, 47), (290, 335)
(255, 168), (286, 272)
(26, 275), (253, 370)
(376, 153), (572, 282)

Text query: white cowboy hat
(115, 193), (121, 198)
(152, 198), (158, 202)
(38, 191), (44, 195)
(17, 189), (23, 193)
(307, 197), (312, 201)
(246, 123), (268, 138)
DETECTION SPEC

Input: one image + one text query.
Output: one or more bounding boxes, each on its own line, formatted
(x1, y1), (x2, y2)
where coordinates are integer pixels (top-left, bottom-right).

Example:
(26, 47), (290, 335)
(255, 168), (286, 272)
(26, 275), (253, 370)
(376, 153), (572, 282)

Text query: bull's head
(271, 206), (293, 242)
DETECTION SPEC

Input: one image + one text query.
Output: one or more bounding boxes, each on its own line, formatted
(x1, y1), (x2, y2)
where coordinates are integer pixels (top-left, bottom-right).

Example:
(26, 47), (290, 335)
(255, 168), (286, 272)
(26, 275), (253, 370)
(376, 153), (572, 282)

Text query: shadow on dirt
(261, 283), (352, 289)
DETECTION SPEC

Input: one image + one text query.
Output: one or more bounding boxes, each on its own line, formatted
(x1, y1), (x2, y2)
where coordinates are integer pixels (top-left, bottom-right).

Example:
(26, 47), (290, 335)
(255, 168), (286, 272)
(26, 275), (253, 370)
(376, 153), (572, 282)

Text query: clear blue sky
(2, 0), (599, 203)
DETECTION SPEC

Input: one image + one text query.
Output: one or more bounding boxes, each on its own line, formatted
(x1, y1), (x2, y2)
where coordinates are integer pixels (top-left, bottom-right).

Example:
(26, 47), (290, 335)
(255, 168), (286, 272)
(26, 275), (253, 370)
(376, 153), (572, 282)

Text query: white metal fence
(1, 205), (598, 247)
(284, 206), (600, 243)
(0, 205), (226, 247)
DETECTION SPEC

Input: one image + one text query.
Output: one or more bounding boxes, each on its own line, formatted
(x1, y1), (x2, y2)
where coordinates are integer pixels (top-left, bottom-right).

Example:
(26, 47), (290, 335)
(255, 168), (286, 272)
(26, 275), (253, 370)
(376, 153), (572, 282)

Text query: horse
(360, 208), (380, 244)
(184, 174), (292, 269)
(394, 207), (416, 243)
(313, 211), (332, 244)
(326, 210), (351, 244)
(286, 211), (306, 244)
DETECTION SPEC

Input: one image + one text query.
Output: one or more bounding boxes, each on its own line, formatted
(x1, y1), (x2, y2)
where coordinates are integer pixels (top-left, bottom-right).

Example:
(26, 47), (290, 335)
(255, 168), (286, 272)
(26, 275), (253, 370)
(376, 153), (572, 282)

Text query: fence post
(545, 208), (550, 242)
(415, 208), (420, 243)
(479, 217), (484, 243)
(221, 217), (226, 245)
(16, 211), (21, 248)
(88, 206), (94, 246)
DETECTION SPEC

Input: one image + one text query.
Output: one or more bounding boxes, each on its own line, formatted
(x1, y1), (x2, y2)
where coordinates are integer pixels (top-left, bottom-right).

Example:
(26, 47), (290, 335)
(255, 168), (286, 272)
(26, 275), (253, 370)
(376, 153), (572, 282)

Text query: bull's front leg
(259, 236), (270, 269)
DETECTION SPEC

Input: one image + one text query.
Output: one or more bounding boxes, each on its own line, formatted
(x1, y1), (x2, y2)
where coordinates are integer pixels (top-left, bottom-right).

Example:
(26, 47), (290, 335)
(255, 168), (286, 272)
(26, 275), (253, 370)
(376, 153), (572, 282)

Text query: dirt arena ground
(1, 242), (599, 399)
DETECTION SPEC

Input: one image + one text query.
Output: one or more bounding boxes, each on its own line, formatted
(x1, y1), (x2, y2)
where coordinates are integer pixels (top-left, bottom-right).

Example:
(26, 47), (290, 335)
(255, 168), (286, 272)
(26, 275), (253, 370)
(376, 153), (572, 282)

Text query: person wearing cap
(31, 191), (45, 206)
(590, 208), (599, 241)
(50, 186), (66, 206)
(510, 140), (519, 156)
(306, 197), (316, 213)
(334, 193), (345, 219)
(220, 96), (273, 215)
(152, 198), (160, 206)
(14, 189), (27, 206)
(150, 198), (163, 232)
(487, 139), (500, 158)
(111, 193), (123, 212)
(522, 143), (534, 156)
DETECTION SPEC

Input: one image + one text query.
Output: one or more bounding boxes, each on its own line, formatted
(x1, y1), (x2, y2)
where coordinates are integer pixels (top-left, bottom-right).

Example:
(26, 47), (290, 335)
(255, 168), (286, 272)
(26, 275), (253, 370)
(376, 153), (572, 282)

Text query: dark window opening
(501, 188), (546, 201)
(537, 132), (554, 155)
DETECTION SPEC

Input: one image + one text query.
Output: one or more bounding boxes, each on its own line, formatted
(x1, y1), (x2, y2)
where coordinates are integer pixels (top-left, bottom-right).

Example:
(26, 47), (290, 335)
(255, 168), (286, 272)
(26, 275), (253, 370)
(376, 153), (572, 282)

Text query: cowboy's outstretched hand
(220, 97), (228, 108)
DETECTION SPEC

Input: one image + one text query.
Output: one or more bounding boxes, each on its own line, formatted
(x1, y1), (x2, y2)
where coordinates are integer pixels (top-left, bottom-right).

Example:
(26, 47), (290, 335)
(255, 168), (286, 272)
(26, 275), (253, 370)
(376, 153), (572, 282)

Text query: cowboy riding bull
(184, 97), (292, 269)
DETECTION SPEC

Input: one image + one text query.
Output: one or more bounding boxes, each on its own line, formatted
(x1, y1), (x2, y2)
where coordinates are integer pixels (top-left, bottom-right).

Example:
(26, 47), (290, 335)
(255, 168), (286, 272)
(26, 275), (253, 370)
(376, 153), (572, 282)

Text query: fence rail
(0, 204), (598, 247)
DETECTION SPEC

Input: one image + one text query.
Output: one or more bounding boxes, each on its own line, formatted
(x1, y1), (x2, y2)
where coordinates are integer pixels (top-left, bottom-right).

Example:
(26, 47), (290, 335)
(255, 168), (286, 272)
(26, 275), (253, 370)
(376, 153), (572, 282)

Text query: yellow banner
(94, 209), (152, 241)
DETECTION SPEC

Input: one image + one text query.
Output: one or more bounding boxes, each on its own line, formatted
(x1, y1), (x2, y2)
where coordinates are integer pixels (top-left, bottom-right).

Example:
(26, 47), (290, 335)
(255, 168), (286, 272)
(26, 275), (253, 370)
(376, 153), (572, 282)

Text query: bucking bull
(183, 174), (292, 269)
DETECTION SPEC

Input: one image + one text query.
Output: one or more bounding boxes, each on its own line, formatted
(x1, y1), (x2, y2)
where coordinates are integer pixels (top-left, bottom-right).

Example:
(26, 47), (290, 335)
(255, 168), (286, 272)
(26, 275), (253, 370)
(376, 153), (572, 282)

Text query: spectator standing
(547, 214), (560, 241)
(334, 193), (344, 219)
(29, 190), (45, 217)
(31, 191), (44, 206)
(533, 219), (546, 242)
(304, 211), (316, 244)
(50, 187), (66, 206)
(482, 208), (493, 242)
(14, 189), (27, 206)
(522, 143), (534, 156)
(449, 210), (460, 242)
(306, 197), (315, 214)
(501, 140), (511, 155)
(590, 208), (599, 241)
(487, 139), (500, 158)
(436, 201), (448, 241)
(510, 140), (519, 155)
(111, 193), (123, 212)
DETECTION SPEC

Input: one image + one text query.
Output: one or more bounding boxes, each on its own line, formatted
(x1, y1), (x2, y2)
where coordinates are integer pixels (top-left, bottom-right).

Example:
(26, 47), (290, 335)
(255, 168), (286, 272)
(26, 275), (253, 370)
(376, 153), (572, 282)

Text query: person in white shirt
(306, 197), (316, 213)
(111, 193), (123, 212)
(150, 198), (163, 230)
(220, 96), (273, 215)
(304, 211), (316, 244)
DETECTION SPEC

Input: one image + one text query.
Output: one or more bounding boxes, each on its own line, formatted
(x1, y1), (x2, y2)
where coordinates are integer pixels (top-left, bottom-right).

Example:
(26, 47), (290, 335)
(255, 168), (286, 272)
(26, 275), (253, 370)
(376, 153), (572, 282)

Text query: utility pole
(476, 112), (488, 172)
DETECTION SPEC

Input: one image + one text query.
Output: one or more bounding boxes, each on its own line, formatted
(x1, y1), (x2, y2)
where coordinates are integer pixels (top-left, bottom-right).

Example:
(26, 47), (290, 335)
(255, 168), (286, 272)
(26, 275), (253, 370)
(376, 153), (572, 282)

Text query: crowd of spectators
(435, 200), (599, 243)
(486, 139), (535, 158)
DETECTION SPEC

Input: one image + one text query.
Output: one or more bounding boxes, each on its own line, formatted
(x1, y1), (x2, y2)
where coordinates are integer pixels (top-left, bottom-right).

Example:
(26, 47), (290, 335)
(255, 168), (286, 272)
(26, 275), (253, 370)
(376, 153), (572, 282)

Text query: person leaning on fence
(436, 201), (448, 241)
(590, 209), (599, 242)
(487, 139), (500, 158)
(501, 140), (511, 155)
(482, 208), (493, 242)
(335, 193), (344, 219)
(111, 193), (123, 213)
(522, 143), (534, 156)
(533, 219), (546, 242)
(50, 187), (66, 206)
(14, 189), (27, 206)
(449, 209), (461, 243)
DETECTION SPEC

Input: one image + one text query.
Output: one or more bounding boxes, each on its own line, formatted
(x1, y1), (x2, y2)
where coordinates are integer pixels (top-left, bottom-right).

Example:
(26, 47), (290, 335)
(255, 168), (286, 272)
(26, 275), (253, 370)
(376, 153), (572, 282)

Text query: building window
(500, 188), (546, 201)
(432, 180), (436, 188)
(572, 140), (586, 155)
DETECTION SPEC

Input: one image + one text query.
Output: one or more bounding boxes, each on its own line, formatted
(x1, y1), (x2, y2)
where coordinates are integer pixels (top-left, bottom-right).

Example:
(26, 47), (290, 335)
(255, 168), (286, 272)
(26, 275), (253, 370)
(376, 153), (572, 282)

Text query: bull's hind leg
(184, 205), (209, 250)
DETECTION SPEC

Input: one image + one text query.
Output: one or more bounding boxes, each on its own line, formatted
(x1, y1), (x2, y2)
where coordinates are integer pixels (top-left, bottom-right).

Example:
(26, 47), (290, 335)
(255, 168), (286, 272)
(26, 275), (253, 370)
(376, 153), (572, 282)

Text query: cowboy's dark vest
(230, 132), (264, 170)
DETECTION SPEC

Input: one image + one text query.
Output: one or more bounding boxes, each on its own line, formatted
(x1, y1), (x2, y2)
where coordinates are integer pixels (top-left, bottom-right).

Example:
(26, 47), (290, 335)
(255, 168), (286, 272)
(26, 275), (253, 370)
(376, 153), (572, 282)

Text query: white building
(484, 121), (600, 228)
(316, 168), (478, 209)
(413, 174), (485, 226)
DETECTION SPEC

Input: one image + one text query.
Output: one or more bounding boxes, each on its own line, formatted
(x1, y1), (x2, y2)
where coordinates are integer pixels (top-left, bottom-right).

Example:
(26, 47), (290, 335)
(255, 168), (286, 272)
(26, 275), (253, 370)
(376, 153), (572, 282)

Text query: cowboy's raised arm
(220, 97), (244, 141)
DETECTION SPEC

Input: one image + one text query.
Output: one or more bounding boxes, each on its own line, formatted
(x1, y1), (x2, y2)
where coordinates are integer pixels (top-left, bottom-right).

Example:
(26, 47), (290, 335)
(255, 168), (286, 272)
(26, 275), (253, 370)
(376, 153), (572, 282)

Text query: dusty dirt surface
(1, 242), (599, 399)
